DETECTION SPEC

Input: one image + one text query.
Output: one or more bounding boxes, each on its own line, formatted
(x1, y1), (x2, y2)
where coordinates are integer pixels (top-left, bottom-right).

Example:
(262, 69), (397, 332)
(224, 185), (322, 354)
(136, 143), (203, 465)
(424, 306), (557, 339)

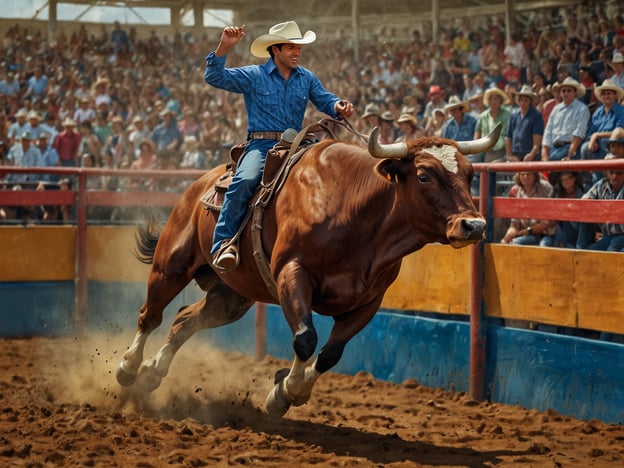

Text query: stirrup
(212, 241), (239, 272)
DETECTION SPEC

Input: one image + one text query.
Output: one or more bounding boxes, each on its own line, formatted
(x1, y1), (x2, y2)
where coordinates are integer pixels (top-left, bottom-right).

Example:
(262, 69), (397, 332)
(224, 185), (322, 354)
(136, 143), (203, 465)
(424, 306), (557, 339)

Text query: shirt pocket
(290, 88), (309, 116)
(255, 87), (279, 115)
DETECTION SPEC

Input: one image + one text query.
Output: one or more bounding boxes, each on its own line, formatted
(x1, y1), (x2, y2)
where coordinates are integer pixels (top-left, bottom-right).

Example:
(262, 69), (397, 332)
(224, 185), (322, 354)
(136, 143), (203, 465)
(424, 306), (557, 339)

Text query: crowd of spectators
(1, 2), (624, 229)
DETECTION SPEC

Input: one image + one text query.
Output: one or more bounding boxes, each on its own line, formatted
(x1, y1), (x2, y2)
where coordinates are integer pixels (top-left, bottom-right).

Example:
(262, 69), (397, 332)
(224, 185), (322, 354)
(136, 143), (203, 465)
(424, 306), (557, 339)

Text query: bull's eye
(417, 173), (431, 184)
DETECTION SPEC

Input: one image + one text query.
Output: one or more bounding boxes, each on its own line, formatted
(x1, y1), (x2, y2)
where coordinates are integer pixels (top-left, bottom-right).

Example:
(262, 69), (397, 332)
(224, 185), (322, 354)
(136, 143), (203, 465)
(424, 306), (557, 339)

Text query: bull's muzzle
(447, 216), (486, 248)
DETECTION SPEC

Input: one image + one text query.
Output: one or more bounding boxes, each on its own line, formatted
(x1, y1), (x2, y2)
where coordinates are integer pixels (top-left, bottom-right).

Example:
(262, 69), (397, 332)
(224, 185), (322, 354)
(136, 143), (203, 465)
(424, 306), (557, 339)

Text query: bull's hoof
(116, 362), (136, 387)
(264, 383), (291, 417)
(136, 365), (163, 393)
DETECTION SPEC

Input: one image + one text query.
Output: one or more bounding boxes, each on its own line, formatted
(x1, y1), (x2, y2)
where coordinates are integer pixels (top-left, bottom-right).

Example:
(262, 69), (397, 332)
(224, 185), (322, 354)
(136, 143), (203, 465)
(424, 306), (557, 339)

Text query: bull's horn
(368, 127), (408, 159)
(456, 123), (502, 155)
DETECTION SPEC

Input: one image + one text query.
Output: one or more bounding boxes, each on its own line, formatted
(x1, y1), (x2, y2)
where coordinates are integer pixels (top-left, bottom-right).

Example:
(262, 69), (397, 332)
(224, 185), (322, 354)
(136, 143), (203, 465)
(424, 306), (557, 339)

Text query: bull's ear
(375, 159), (408, 183)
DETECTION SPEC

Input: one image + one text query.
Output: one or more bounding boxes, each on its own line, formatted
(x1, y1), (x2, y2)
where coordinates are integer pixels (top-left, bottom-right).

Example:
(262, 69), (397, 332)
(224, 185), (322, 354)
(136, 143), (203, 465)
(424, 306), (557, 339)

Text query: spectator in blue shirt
(25, 65), (48, 99)
(441, 96), (477, 142)
(580, 79), (624, 184)
(204, 21), (353, 271)
(37, 132), (59, 182)
(541, 77), (590, 161)
(151, 108), (182, 162)
(505, 84), (544, 162)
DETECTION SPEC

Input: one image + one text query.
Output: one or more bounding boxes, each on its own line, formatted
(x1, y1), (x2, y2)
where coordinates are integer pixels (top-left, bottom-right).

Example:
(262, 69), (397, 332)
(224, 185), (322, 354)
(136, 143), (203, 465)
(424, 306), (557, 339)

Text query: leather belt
(553, 141), (571, 148)
(248, 131), (282, 140)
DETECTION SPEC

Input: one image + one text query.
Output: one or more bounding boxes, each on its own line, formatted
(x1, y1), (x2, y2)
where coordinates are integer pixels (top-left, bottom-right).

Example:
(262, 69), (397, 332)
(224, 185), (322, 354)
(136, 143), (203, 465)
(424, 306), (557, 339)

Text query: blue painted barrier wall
(1, 282), (623, 425)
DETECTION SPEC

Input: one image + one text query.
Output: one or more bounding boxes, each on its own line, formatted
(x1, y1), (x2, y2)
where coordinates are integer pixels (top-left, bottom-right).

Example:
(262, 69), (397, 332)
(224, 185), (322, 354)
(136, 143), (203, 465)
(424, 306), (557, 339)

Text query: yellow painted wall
(2, 226), (624, 334)
(86, 226), (151, 282)
(0, 226), (75, 281)
(382, 244), (471, 314)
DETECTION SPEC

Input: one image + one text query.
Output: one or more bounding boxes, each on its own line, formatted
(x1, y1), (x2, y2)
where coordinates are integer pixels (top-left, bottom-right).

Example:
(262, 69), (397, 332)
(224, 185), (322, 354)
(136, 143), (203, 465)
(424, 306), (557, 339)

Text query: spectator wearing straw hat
(7, 130), (43, 183)
(506, 84), (544, 162)
(580, 79), (624, 165)
(25, 111), (46, 141)
(541, 77), (590, 161)
(475, 87), (512, 163)
(377, 111), (397, 144)
(442, 96), (477, 142)
(53, 117), (81, 167)
(8, 108), (29, 147)
(395, 113), (423, 142)
(360, 102), (381, 133)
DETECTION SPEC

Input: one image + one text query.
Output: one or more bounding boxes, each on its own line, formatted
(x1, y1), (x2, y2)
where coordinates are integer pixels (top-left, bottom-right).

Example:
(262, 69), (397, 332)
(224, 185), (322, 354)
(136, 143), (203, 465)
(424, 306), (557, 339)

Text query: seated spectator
(505, 85), (544, 162)
(580, 79), (624, 184)
(578, 65), (598, 109)
(541, 77), (590, 161)
(501, 171), (553, 245)
(6, 130), (44, 184)
(475, 87), (511, 163)
(179, 135), (205, 170)
(8, 109), (29, 147)
(53, 117), (81, 167)
(577, 158), (624, 252)
(377, 111), (397, 144)
(73, 96), (97, 125)
(541, 171), (586, 248)
(360, 102), (381, 134)
(422, 85), (447, 129)
(152, 108), (182, 165)
(394, 113), (423, 142)
(37, 132), (59, 182)
(424, 108), (445, 137)
(442, 96), (477, 142)
(608, 52), (624, 90)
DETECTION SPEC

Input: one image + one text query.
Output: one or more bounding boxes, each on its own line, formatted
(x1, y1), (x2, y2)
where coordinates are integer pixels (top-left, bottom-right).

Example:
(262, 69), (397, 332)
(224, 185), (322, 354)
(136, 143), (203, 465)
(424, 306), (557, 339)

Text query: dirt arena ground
(1, 335), (623, 467)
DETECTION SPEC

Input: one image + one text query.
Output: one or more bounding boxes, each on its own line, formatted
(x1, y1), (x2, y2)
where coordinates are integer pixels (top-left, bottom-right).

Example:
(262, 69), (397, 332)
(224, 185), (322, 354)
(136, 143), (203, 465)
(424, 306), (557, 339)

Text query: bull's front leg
(265, 262), (319, 416)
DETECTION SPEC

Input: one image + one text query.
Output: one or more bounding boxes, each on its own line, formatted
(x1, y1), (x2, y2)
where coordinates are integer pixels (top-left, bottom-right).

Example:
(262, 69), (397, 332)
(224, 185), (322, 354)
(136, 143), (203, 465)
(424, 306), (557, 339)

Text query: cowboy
(541, 77), (590, 161)
(204, 21), (354, 271)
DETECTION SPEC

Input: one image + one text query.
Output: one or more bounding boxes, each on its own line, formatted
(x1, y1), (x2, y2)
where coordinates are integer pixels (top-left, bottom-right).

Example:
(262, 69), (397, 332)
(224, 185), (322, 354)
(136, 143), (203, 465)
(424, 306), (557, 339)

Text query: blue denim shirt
(442, 113), (477, 142)
(204, 52), (340, 134)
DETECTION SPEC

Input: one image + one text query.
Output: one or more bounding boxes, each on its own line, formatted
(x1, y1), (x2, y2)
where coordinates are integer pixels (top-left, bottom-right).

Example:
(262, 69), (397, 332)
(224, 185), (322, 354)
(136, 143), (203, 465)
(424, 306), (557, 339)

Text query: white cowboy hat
(513, 84), (538, 104)
(444, 95), (469, 114)
(594, 78), (624, 102)
(557, 77), (586, 99)
(250, 21), (316, 58)
(483, 87), (510, 106)
(609, 52), (624, 67)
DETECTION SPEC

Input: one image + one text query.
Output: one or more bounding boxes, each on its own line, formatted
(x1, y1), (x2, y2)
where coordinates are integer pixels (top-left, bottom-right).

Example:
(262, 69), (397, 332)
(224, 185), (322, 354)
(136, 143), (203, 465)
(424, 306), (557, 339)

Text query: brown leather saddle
(199, 119), (361, 299)
(199, 127), (314, 212)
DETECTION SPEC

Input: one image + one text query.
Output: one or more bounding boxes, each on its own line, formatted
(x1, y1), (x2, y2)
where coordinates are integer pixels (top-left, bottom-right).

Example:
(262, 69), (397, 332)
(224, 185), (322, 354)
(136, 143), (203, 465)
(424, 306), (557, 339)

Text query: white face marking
(423, 144), (459, 174)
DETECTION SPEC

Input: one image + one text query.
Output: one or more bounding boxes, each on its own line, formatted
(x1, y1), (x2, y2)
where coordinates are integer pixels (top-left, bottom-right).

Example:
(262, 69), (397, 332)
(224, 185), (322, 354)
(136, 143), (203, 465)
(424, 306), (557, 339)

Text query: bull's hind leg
(135, 281), (254, 392)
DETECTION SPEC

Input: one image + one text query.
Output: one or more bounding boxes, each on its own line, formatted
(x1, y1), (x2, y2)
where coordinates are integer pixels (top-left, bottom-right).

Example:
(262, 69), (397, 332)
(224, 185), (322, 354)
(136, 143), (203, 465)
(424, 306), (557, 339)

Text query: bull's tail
(134, 221), (162, 265)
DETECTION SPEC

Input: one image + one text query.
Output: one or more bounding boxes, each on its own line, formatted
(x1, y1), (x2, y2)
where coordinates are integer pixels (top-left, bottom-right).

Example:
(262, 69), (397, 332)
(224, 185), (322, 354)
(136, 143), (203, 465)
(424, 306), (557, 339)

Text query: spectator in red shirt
(53, 117), (82, 167)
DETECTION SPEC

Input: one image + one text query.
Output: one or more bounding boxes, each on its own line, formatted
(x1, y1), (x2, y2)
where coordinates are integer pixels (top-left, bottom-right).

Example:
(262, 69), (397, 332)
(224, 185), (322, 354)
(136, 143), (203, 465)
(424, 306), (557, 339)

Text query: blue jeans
(549, 144), (578, 161)
(582, 232), (624, 251)
(211, 140), (274, 254)
(511, 234), (540, 245)
(580, 140), (608, 186)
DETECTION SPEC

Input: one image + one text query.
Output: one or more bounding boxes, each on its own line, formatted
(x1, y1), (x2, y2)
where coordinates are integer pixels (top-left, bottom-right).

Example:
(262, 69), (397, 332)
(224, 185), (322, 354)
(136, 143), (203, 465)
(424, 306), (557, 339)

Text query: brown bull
(116, 125), (500, 416)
